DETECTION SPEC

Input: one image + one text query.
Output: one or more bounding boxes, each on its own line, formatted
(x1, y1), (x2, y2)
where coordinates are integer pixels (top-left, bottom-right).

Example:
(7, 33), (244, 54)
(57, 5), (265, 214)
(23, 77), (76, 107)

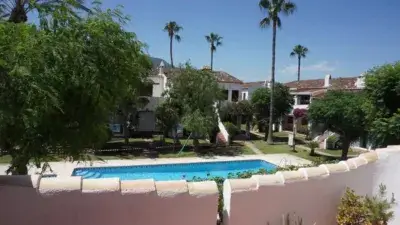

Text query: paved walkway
(0, 154), (312, 177)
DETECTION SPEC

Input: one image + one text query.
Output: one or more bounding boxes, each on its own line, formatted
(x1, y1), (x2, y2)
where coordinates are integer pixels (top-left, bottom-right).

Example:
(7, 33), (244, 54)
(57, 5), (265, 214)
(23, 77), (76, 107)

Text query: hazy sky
(100, 0), (400, 82)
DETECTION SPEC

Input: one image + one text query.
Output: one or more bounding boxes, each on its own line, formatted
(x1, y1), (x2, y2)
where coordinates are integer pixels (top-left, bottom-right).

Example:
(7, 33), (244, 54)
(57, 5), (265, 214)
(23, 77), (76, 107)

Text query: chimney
(158, 61), (165, 75)
(355, 73), (365, 88)
(324, 74), (331, 87)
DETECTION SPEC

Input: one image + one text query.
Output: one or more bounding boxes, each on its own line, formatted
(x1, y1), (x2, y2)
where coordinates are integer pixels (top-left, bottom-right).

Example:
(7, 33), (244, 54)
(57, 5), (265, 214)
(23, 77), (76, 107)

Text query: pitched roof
(153, 66), (243, 84)
(214, 71), (243, 84)
(284, 77), (359, 90)
(243, 81), (265, 88)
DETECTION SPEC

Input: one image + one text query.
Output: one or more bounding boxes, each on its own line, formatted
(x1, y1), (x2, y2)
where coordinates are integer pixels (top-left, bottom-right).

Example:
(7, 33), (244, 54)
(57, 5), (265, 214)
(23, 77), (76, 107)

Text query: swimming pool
(71, 159), (277, 181)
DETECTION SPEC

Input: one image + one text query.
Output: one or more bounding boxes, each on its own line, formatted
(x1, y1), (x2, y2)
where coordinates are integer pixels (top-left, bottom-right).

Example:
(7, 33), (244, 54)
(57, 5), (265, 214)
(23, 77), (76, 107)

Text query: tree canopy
(308, 90), (367, 159)
(0, 3), (151, 174)
(164, 65), (223, 148)
(364, 62), (400, 146)
(251, 83), (293, 122)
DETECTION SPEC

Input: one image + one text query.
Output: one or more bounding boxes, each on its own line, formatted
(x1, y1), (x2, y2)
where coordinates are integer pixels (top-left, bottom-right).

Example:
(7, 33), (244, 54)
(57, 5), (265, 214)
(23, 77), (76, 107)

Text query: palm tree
(163, 21), (182, 68)
(259, 0), (296, 144)
(1, 0), (89, 23)
(205, 32), (223, 71)
(290, 45), (309, 81)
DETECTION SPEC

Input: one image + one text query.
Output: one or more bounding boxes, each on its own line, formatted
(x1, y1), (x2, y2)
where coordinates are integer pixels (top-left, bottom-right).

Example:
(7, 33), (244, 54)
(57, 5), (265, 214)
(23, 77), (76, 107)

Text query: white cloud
(280, 61), (336, 74)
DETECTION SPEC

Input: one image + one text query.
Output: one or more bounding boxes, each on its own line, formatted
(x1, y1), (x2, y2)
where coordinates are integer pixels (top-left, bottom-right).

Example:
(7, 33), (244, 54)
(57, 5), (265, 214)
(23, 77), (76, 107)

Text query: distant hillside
(149, 57), (171, 69)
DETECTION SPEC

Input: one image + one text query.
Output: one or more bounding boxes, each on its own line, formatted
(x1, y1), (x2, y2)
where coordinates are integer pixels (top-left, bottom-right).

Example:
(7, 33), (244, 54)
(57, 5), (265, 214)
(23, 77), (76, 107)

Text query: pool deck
(0, 154), (312, 177)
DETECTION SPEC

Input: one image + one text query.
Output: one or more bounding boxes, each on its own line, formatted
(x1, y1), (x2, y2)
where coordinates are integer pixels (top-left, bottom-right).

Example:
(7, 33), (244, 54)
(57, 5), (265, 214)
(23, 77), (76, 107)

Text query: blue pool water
(72, 160), (277, 181)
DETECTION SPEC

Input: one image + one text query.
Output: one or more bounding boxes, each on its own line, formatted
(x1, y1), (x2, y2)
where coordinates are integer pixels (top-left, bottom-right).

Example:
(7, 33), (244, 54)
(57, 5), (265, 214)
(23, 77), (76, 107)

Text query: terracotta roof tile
(243, 81), (265, 88)
(157, 67), (243, 84)
(284, 77), (359, 90)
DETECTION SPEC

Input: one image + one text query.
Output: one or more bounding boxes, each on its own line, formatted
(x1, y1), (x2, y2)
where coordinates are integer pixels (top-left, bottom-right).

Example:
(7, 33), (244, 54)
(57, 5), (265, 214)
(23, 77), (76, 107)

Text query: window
(232, 90), (239, 102)
(298, 95), (311, 105)
(140, 83), (154, 96)
(242, 92), (247, 100)
(287, 116), (293, 124)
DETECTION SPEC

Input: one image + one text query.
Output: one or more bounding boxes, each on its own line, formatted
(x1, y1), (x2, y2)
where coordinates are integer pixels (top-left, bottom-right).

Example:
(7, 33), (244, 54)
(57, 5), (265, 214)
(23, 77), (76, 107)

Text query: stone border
(0, 175), (219, 198)
(224, 151), (379, 194)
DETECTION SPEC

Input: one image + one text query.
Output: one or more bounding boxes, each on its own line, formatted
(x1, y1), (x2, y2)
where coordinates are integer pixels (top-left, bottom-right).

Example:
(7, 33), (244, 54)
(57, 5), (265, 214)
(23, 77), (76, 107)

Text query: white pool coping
(0, 154), (312, 177)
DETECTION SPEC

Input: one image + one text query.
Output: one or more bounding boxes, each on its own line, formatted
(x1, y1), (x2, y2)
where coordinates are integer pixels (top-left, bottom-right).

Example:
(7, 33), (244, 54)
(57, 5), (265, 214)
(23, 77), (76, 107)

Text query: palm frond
(258, 0), (271, 10)
(259, 17), (271, 28)
(276, 17), (282, 28)
(205, 35), (211, 43)
(290, 52), (296, 57)
(281, 1), (297, 16)
(175, 34), (181, 42)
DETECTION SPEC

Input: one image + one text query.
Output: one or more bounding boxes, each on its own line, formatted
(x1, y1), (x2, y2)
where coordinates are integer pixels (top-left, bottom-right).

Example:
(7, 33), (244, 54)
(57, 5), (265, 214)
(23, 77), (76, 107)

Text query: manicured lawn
(252, 140), (315, 160)
(317, 148), (361, 157)
(251, 140), (337, 162)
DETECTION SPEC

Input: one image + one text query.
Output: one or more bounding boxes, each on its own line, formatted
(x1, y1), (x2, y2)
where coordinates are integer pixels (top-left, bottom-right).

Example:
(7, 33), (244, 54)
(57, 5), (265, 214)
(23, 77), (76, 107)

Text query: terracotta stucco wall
(1, 146), (399, 225)
(223, 148), (400, 225)
(0, 178), (218, 225)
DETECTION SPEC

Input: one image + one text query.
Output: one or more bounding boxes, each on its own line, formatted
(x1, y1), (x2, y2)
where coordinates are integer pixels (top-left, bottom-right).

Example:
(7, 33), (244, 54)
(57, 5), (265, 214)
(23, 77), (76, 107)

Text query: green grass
(318, 148), (360, 157)
(251, 140), (337, 162)
(252, 141), (314, 160)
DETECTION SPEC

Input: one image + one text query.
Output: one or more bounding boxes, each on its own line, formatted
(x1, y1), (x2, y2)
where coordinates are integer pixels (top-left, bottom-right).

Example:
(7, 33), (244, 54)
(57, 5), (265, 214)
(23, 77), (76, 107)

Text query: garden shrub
(337, 188), (370, 225)
(307, 141), (319, 156)
(364, 184), (396, 225)
(327, 135), (339, 150)
(337, 185), (396, 225)
(223, 122), (239, 143)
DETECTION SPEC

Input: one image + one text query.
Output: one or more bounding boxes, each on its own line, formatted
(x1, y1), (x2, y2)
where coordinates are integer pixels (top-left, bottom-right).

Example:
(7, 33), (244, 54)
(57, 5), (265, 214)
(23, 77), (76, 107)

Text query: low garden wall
(0, 177), (218, 225)
(223, 146), (400, 225)
(0, 146), (399, 225)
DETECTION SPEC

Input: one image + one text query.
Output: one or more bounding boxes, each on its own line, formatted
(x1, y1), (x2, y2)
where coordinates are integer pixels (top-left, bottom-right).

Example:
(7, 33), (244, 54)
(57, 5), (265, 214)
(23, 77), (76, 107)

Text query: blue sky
(101, 0), (400, 83)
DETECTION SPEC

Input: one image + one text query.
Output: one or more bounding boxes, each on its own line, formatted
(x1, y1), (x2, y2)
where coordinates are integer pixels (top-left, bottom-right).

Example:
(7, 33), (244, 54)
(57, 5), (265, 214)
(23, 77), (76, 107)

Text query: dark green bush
(327, 135), (339, 150)
(223, 122), (239, 143)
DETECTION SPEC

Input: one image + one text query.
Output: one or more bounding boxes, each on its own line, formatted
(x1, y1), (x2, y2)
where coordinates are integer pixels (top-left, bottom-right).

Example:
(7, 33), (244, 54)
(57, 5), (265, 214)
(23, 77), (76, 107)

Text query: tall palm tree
(259, 0), (296, 144)
(290, 45), (309, 81)
(205, 32), (223, 71)
(163, 21), (182, 68)
(1, 0), (89, 23)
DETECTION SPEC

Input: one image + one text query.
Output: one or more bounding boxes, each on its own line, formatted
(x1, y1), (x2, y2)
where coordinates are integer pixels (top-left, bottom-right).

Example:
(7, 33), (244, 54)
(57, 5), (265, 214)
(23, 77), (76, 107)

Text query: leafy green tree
(251, 83), (293, 141)
(163, 21), (182, 68)
(0, 3), (150, 174)
(290, 45), (309, 81)
(205, 32), (223, 71)
(259, 0), (296, 144)
(1, 0), (90, 23)
(308, 91), (367, 160)
(364, 62), (400, 146)
(155, 99), (182, 143)
(164, 65), (223, 149)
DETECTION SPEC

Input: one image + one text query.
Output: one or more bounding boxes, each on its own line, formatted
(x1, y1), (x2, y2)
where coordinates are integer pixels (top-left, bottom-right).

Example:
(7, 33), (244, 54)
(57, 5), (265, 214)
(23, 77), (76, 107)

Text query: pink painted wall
(223, 149), (400, 225)
(0, 177), (218, 225)
(1, 146), (400, 225)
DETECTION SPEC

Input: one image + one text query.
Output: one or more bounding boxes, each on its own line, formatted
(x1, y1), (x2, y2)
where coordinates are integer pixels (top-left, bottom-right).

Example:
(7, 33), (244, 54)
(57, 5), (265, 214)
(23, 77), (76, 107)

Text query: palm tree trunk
(9, 0), (28, 23)
(297, 56), (301, 81)
(210, 48), (214, 70)
(169, 36), (174, 68)
(266, 20), (277, 144)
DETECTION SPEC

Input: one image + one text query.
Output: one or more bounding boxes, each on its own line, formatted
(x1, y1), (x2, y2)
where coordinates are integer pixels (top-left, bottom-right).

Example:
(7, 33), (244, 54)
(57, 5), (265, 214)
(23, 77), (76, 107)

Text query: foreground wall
(1, 146), (400, 225)
(223, 147), (400, 225)
(0, 177), (218, 225)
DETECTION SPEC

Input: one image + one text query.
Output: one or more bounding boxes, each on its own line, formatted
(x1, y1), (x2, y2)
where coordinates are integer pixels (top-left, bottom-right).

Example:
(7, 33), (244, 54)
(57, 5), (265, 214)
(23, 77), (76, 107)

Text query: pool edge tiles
(71, 159), (277, 181)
